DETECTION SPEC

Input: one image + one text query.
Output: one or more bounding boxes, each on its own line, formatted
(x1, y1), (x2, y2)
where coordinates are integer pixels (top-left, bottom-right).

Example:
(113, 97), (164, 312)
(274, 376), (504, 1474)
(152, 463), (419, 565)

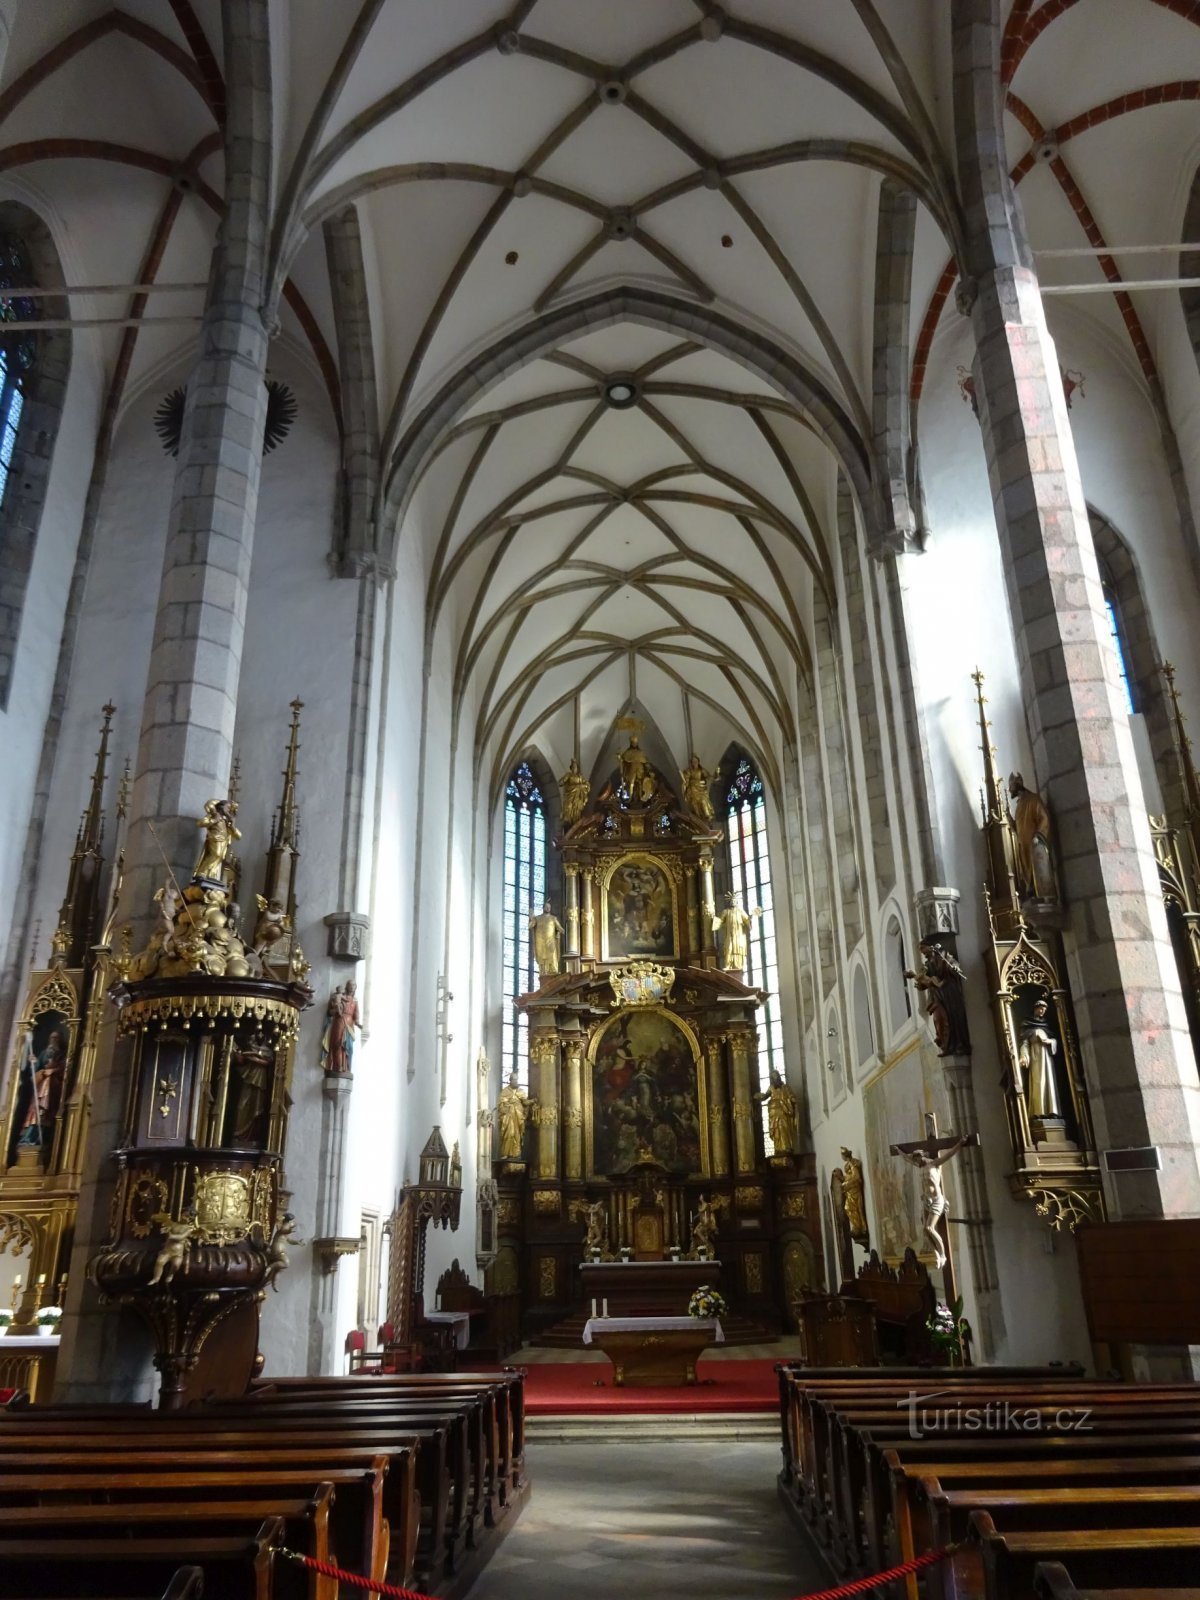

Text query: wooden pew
(7, 1568), (206, 1600)
(968, 1509), (1200, 1595)
(1033, 1558), (1200, 1600)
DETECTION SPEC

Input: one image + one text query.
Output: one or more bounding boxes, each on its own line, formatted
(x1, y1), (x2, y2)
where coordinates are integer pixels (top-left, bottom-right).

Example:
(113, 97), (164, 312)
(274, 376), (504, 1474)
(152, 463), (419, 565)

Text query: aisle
(464, 1438), (827, 1600)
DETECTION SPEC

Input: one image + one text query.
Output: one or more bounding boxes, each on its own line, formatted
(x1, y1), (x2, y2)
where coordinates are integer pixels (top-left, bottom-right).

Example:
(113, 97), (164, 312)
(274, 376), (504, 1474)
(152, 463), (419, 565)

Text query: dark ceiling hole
(505, 250), (519, 265)
(721, 234), (733, 248)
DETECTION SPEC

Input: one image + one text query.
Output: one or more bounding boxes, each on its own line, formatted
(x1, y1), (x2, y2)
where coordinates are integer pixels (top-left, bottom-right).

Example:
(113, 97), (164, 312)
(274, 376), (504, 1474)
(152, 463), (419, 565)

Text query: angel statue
(194, 798), (241, 884)
(680, 754), (715, 821)
(560, 756), (590, 826)
(712, 890), (761, 973)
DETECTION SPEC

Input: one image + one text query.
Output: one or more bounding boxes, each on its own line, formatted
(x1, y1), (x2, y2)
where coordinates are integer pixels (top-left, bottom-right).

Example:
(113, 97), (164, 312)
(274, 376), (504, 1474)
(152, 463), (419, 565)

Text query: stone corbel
(914, 887), (961, 942)
(324, 911), (371, 962)
(313, 1235), (360, 1274)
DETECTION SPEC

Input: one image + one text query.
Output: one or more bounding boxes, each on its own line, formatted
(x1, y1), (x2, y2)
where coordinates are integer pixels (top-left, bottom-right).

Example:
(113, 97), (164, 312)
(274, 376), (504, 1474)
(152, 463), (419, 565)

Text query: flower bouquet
(0, 1309), (11, 1331)
(35, 1304), (63, 1335)
(687, 1285), (728, 1321)
(926, 1298), (971, 1365)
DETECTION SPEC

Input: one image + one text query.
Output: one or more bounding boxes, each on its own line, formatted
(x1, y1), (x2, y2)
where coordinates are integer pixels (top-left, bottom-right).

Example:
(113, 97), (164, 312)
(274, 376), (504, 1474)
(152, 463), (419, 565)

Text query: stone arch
(0, 200), (71, 709)
(851, 959), (875, 1073)
(382, 286), (875, 555)
(881, 906), (910, 1041)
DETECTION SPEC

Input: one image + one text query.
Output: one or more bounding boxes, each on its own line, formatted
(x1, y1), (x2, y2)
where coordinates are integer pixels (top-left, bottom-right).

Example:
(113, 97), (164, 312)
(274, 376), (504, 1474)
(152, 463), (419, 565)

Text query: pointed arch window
(1098, 560), (1136, 714)
(0, 234), (36, 510)
(724, 756), (783, 1142)
(502, 760), (546, 1090)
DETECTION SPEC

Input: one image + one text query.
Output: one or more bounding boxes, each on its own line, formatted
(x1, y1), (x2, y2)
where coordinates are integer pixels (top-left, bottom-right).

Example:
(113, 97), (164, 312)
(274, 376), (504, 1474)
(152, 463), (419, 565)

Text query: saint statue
(496, 1070), (529, 1161)
(529, 899), (564, 979)
(1008, 772), (1056, 902)
(560, 756), (590, 826)
(227, 1030), (274, 1144)
(904, 940), (971, 1056)
(194, 798), (241, 884)
(680, 754), (715, 821)
(689, 1193), (718, 1259)
(583, 1198), (609, 1257)
(321, 981), (361, 1076)
(892, 1134), (969, 1269)
(450, 1141), (462, 1188)
(16, 1029), (67, 1148)
(712, 890), (761, 973)
(617, 734), (657, 806)
(838, 1146), (869, 1242)
(755, 1068), (799, 1155)
(1018, 996), (1062, 1121)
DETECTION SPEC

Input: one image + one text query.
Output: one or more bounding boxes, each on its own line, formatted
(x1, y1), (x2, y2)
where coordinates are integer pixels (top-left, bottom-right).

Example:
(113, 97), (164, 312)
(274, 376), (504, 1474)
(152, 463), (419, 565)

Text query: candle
(590, 1298), (596, 1318)
(37, 1274), (46, 1286)
(602, 1298), (608, 1318)
(12, 1276), (20, 1290)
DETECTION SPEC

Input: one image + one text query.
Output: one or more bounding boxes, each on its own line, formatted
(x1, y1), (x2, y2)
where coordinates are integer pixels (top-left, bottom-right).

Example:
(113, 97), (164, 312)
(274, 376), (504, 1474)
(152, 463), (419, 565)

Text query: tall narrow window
(724, 756), (783, 1144)
(0, 234), (36, 510)
(1100, 571), (1136, 715)
(502, 760), (546, 1090)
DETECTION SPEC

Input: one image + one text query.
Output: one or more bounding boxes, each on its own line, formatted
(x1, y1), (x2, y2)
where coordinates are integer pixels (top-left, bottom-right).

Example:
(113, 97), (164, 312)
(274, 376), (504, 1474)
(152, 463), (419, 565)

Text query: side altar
(486, 730), (822, 1343)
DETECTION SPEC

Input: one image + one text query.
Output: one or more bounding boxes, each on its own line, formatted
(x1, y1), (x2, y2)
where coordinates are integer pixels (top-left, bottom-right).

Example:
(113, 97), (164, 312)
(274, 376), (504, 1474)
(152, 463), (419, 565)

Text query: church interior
(1, 0), (1200, 1595)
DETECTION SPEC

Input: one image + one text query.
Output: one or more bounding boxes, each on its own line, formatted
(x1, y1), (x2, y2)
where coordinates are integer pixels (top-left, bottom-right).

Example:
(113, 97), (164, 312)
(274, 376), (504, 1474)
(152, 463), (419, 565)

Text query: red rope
(789, 1545), (955, 1600)
(281, 1543), (955, 1600)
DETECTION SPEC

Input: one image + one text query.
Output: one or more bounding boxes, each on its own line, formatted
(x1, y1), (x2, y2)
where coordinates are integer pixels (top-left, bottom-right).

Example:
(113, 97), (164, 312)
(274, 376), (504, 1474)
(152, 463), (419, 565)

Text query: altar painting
(604, 858), (676, 959)
(862, 1043), (933, 1264)
(589, 1009), (703, 1176)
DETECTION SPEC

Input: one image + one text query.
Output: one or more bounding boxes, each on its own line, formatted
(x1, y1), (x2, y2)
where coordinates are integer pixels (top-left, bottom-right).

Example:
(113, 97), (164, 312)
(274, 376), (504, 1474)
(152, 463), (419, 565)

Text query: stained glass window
(724, 756), (783, 1146)
(1101, 582), (1136, 715)
(0, 234), (36, 511)
(502, 760), (546, 1090)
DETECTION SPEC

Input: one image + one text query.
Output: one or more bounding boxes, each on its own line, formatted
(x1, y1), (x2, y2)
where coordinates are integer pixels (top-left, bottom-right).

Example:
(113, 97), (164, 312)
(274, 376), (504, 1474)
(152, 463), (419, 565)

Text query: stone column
(57, 0), (275, 1403)
(563, 1038), (583, 1180)
(728, 1032), (756, 1174)
(704, 1036), (730, 1178)
(580, 872), (596, 961)
(530, 1032), (560, 1182)
(308, 1073), (354, 1373)
(564, 865), (580, 960)
(953, 0), (1200, 1218)
(698, 851), (716, 962)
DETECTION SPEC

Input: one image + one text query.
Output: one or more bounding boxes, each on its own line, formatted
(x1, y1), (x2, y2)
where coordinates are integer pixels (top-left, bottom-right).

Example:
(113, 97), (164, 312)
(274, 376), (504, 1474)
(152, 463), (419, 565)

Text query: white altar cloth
(0, 1334), (60, 1349)
(582, 1316), (723, 1344)
(423, 1310), (471, 1350)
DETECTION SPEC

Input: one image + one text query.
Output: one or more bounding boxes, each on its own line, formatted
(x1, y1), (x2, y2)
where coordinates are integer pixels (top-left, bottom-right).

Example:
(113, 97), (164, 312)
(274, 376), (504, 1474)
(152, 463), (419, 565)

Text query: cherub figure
(147, 1215), (197, 1286)
(263, 1211), (299, 1290)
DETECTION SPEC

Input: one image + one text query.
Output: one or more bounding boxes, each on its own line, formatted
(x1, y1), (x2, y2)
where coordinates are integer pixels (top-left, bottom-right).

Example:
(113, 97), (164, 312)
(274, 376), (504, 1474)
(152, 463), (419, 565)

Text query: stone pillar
(531, 1032), (560, 1181)
(563, 1038), (583, 1180)
(564, 865), (580, 960)
(704, 1036), (730, 1178)
(308, 1073), (354, 1373)
(57, 0), (275, 1403)
(685, 866), (700, 957)
(953, 0), (1200, 1218)
(580, 872), (596, 961)
(698, 851), (716, 961)
(729, 1032), (756, 1174)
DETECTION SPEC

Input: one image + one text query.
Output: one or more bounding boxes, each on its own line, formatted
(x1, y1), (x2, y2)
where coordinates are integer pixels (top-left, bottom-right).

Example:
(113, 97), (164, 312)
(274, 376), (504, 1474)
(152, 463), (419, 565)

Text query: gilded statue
(838, 1146), (869, 1243)
(904, 940), (971, 1056)
(263, 1211), (298, 1290)
(755, 1068), (799, 1155)
(1018, 996), (1062, 1121)
(560, 756), (590, 826)
(689, 1193), (718, 1259)
(194, 798), (241, 884)
(529, 899), (565, 979)
(496, 1070), (529, 1161)
(583, 1198), (609, 1257)
(1008, 772), (1056, 902)
(252, 894), (291, 971)
(712, 890), (761, 973)
(617, 734), (657, 806)
(680, 754), (715, 821)
(147, 1215), (197, 1287)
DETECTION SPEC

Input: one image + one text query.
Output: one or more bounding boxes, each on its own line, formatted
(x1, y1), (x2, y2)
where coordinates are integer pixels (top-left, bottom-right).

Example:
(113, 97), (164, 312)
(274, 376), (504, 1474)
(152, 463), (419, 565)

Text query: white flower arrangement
(687, 1285), (728, 1321)
(36, 1304), (63, 1329)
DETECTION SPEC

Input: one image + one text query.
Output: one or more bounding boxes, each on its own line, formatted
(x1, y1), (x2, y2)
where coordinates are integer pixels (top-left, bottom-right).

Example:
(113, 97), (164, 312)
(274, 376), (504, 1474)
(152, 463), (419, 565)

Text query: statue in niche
(321, 981), (361, 1076)
(450, 1141), (462, 1188)
(560, 757), (590, 826)
(689, 1193), (719, 1259)
(1008, 772), (1057, 902)
(904, 940), (971, 1056)
(194, 798), (241, 884)
(1017, 994), (1062, 1122)
(712, 890), (761, 973)
(755, 1068), (799, 1155)
(15, 1028), (67, 1150)
(838, 1147), (869, 1244)
(583, 1199), (610, 1258)
(496, 1070), (530, 1161)
(618, 734), (658, 806)
(227, 1029), (274, 1144)
(529, 899), (564, 979)
(680, 754), (715, 821)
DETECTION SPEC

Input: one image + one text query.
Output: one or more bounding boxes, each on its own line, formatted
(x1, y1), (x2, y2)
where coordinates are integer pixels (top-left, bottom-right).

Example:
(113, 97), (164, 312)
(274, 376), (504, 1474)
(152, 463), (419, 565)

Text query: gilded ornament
(743, 1252), (764, 1294)
(735, 1186), (764, 1210)
(731, 1100), (752, 1122)
(126, 1173), (169, 1238)
(532, 1189), (560, 1215)
(496, 1198), (520, 1226)
(528, 1033), (558, 1067)
(608, 961), (676, 1008)
(192, 1171), (252, 1244)
(781, 1192), (807, 1219)
(538, 1256), (557, 1298)
(563, 1106), (583, 1128)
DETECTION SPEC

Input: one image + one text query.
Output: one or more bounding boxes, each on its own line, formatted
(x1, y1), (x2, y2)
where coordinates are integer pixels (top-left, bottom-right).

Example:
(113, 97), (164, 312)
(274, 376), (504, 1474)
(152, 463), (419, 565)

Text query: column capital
(323, 910), (371, 962)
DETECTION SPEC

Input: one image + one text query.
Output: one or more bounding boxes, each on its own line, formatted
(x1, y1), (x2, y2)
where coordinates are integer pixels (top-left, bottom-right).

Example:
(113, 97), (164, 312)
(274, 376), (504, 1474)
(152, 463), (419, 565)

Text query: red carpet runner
(519, 1356), (779, 1414)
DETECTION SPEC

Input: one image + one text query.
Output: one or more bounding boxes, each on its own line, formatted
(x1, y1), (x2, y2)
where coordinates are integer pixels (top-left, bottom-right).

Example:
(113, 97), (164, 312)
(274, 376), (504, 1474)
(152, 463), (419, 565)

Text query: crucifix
(890, 1111), (979, 1311)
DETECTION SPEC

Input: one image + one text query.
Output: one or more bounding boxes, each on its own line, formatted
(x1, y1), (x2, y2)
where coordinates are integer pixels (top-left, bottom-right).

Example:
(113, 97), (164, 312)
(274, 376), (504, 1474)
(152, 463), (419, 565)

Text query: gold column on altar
(704, 1036), (731, 1177)
(530, 1031), (560, 1180)
(729, 1031), (757, 1173)
(699, 850), (716, 962)
(685, 866), (700, 958)
(564, 1038), (584, 1179)
(564, 864), (580, 960)
(580, 872), (596, 961)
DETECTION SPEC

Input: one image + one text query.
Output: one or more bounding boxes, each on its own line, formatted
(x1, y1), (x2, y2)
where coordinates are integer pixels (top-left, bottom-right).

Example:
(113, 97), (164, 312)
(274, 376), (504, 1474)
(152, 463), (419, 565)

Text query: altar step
(530, 1310), (776, 1348)
(528, 1413), (777, 1442)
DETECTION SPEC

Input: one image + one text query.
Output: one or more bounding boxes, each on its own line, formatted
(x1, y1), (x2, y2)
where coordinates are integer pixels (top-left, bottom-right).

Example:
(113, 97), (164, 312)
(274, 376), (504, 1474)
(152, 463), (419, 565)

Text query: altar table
(423, 1310), (471, 1350)
(582, 1315), (723, 1386)
(579, 1258), (722, 1318)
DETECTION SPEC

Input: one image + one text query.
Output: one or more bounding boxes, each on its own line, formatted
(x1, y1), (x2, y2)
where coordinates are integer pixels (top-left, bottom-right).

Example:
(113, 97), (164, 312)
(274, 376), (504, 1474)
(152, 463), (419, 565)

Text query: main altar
(486, 733), (821, 1343)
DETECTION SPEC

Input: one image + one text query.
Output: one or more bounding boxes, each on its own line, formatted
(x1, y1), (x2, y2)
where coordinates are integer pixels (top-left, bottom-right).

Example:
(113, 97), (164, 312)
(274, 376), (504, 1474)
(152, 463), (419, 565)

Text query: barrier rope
(279, 1542), (956, 1599)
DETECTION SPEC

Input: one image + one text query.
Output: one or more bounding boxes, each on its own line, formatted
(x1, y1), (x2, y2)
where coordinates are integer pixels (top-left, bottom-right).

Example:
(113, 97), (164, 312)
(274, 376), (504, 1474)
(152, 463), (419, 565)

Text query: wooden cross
(890, 1111), (980, 1312)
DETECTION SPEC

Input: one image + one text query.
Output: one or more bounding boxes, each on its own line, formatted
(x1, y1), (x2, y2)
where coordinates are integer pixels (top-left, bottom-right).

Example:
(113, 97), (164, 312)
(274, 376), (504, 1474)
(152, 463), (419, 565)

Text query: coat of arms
(608, 961), (675, 1008)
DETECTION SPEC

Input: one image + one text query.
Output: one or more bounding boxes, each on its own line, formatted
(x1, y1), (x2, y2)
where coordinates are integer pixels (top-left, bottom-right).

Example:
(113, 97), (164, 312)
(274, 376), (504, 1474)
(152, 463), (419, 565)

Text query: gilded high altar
(492, 733), (820, 1341)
